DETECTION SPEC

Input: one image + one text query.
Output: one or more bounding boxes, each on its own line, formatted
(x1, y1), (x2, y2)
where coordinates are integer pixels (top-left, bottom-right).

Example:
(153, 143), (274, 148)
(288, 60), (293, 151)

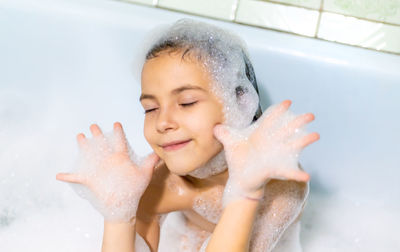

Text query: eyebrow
(139, 84), (206, 102)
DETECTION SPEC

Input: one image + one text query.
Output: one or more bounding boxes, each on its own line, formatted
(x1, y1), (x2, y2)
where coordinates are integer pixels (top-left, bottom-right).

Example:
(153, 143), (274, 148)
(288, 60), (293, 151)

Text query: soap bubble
(69, 132), (147, 222)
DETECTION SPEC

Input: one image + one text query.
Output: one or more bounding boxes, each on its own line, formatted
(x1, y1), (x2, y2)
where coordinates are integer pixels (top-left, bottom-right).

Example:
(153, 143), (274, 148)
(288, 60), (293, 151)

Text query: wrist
(102, 216), (137, 251)
(243, 187), (265, 201)
(104, 216), (137, 227)
(222, 180), (265, 207)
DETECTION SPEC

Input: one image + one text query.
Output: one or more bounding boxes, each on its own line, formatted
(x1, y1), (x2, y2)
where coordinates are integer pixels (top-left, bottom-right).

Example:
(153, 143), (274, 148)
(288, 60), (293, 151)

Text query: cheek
(143, 122), (165, 158)
(189, 106), (222, 145)
(143, 119), (155, 146)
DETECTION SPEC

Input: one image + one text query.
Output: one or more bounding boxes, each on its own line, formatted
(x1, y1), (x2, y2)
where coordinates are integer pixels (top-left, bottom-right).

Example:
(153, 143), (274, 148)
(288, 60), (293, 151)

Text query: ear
(235, 84), (260, 125)
(235, 86), (248, 105)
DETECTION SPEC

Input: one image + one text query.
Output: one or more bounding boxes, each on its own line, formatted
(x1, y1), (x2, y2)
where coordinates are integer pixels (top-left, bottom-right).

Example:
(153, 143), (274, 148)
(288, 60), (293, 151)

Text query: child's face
(140, 51), (225, 175)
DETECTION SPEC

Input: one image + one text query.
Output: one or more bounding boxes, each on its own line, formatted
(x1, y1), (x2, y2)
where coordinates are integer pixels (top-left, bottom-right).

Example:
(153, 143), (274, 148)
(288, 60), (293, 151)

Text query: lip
(161, 139), (192, 151)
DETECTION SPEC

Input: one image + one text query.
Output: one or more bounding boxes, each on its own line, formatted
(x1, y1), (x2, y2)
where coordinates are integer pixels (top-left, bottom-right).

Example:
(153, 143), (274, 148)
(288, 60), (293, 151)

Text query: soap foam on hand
(215, 101), (315, 206)
(65, 128), (153, 222)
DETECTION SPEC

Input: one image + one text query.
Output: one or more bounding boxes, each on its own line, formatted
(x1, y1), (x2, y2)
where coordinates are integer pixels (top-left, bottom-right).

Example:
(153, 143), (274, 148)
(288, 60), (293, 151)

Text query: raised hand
(213, 100), (319, 206)
(56, 122), (160, 222)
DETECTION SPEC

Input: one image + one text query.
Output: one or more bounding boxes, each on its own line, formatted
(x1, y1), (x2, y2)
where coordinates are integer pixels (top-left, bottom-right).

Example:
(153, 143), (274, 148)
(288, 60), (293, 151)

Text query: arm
(204, 180), (308, 252)
(248, 179), (309, 252)
(102, 216), (158, 252)
(206, 101), (318, 252)
(56, 123), (160, 252)
(133, 161), (194, 252)
(102, 164), (169, 252)
(205, 179), (308, 252)
(102, 218), (137, 252)
(206, 196), (261, 252)
(102, 164), (175, 252)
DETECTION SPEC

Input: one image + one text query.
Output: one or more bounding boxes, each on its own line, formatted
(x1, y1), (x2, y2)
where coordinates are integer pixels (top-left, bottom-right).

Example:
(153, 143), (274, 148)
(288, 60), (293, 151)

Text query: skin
(56, 49), (320, 252)
(136, 51), (317, 251)
(140, 50), (226, 177)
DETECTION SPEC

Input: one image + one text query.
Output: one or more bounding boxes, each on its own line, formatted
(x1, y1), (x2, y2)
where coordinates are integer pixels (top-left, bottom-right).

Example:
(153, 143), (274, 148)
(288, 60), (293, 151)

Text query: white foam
(222, 104), (309, 207)
(192, 185), (224, 224)
(188, 150), (227, 179)
(158, 211), (211, 252)
(69, 132), (148, 222)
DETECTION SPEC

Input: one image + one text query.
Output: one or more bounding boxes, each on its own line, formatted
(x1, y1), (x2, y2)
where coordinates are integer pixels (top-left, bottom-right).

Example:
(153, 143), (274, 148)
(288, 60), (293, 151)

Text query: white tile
(122, 0), (155, 6)
(323, 0), (400, 26)
(318, 12), (400, 54)
(236, 0), (319, 37)
(158, 0), (237, 20)
(262, 0), (321, 10)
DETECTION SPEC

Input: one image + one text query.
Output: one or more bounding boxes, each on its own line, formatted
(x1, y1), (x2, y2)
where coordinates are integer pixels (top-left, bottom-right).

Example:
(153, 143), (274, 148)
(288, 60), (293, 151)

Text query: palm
(56, 122), (159, 221)
(214, 100), (319, 198)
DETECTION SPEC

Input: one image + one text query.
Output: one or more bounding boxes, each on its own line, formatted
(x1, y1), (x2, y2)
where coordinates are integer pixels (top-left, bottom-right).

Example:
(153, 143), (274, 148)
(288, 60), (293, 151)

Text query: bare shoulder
(136, 160), (195, 220)
(248, 165), (310, 251)
(261, 162), (310, 215)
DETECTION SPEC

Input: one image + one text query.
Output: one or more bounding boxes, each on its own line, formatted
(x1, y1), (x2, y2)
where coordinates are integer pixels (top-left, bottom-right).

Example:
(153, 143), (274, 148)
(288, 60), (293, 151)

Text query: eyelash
(144, 102), (197, 114)
(181, 101), (197, 107)
(144, 109), (156, 114)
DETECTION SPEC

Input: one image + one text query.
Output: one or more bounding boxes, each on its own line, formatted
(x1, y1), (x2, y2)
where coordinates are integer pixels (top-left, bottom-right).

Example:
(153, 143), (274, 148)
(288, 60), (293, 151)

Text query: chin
(163, 157), (198, 176)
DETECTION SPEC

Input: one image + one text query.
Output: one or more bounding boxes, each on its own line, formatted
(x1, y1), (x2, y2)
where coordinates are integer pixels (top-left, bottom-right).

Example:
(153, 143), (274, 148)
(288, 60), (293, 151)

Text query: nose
(156, 107), (178, 133)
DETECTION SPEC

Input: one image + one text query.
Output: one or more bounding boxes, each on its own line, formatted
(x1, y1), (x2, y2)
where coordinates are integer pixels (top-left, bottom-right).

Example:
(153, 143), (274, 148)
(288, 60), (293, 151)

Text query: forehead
(141, 51), (213, 93)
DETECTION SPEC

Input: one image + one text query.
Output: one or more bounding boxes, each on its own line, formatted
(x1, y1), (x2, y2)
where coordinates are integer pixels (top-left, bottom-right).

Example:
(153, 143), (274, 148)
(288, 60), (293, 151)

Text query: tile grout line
(314, 0), (324, 38)
(258, 0), (319, 11)
(231, 0), (241, 21)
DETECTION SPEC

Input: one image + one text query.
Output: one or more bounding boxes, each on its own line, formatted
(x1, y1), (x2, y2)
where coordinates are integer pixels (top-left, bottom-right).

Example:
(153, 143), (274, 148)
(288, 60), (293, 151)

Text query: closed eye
(181, 101), (197, 107)
(144, 102), (197, 114)
(144, 108), (157, 114)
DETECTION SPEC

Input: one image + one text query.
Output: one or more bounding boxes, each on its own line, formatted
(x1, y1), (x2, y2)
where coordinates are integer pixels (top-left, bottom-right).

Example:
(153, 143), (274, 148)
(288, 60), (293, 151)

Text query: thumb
(140, 152), (160, 178)
(56, 172), (85, 184)
(213, 124), (233, 146)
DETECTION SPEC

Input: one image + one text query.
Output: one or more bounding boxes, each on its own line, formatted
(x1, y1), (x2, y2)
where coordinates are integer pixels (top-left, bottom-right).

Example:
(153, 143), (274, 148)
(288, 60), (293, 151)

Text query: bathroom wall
(119, 0), (400, 55)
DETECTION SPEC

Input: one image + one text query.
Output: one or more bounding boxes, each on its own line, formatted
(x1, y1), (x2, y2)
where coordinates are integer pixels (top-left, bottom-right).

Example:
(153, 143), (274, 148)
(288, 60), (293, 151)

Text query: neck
(185, 168), (229, 187)
(185, 149), (229, 187)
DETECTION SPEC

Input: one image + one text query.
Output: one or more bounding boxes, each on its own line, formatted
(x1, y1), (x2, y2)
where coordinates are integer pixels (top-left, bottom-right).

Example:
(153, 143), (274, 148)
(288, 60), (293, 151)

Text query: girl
(56, 19), (319, 252)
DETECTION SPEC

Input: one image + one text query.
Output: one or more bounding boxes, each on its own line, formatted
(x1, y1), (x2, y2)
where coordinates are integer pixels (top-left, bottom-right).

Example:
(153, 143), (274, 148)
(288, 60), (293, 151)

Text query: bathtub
(1, 0), (399, 251)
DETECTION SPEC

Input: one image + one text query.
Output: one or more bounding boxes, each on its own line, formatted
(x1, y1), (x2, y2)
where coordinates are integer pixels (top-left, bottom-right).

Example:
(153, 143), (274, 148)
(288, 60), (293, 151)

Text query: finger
(140, 152), (160, 178)
(213, 124), (233, 146)
(270, 169), (310, 182)
(76, 133), (89, 150)
(113, 122), (124, 136)
(56, 172), (84, 184)
(113, 122), (128, 152)
(279, 113), (315, 139)
(292, 132), (320, 150)
(90, 124), (103, 137)
(258, 100), (292, 132)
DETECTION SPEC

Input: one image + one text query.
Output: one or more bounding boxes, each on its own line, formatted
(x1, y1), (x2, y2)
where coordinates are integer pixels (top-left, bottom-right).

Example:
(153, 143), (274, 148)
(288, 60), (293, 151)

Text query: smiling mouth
(162, 139), (192, 151)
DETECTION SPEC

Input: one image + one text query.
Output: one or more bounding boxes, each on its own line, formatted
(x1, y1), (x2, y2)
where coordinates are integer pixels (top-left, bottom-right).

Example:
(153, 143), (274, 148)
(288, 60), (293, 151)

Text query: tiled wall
(120, 0), (400, 55)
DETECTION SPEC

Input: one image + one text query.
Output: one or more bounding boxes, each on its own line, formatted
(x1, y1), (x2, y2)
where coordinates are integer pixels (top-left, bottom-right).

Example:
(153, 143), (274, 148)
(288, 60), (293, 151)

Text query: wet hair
(144, 19), (262, 126)
(242, 52), (263, 122)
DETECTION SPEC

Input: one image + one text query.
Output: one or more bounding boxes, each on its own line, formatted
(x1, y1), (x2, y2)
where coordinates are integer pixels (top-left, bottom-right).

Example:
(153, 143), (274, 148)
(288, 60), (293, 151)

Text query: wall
(121, 0), (400, 55)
